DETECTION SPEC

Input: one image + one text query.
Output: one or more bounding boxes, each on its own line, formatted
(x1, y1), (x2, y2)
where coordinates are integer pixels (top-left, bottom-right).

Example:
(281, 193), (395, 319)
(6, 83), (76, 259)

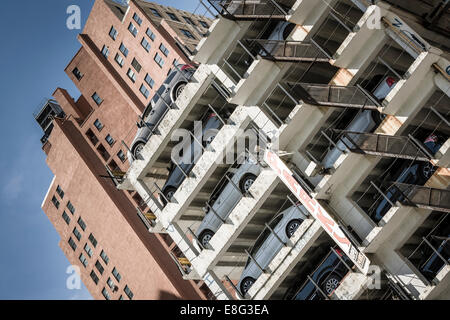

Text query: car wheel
(286, 219), (303, 238)
(420, 162), (436, 181)
(133, 142), (145, 160)
(240, 277), (256, 296)
(199, 230), (215, 248)
(239, 174), (257, 194)
(321, 273), (342, 296)
(161, 187), (177, 206)
(173, 82), (187, 101)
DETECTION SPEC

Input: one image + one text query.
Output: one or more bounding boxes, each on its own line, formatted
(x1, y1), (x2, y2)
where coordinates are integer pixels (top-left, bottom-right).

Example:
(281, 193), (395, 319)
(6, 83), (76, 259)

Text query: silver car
(237, 204), (309, 296)
(128, 64), (196, 162)
(195, 155), (262, 247)
(159, 110), (225, 206)
(320, 75), (397, 172)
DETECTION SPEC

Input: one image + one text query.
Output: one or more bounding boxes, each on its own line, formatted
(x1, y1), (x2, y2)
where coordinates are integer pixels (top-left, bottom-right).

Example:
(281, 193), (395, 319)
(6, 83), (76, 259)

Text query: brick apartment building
(35, 0), (213, 300)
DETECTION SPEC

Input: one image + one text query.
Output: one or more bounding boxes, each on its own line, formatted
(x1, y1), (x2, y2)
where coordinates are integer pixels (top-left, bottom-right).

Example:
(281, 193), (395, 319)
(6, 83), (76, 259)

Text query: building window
(114, 53), (124, 68)
(133, 13), (143, 26)
(95, 260), (104, 275)
(124, 285), (134, 300)
(119, 43), (129, 57)
(77, 217), (86, 231)
(90, 270), (99, 285)
(131, 58), (142, 73)
(159, 43), (169, 57)
(183, 16), (195, 25)
(94, 119), (104, 131)
(139, 84), (150, 99)
(141, 37), (151, 52)
(109, 26), (118, 40)
(128, 22), (138, 37)
(62, 211), (71, 225)
(149, 8), (161, 17)
(86, 129), (99, 146)
(79, 253), (88, 268)
(180, 29), (195, 39)
(97, 143), (111, 161)
(72, 67), (83, 80)
(127, 68), (137, 83)
(92, 92), (103, 106)
(88, 233), (97, 248)
(105, 134), (115, 146)
(100, 250), (109, 265)
(117, 150), (126, 163)
(73, 227), (82, 241)
(102, 288), (111, 300)
(67, 201), (76, 214)
(146, 28), (156, 41)
(112, 267), (121, 282)
(167, 12), (179, 21)
(51, 196), (60, 209)
(144, 74), (155, 88)
(154, 53), (164, 68)
(84, 243), (93, 257)
(56, 185), (65, 199)
(199, 20), (209, 28)
(107, 277), (115, 290)
(68, 237), (77, 251)
(101, 45), (110, 58)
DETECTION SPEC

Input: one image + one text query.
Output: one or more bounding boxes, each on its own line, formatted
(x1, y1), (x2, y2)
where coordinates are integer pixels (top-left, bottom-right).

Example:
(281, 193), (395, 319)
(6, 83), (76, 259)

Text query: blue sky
(0, 0), (204, 300)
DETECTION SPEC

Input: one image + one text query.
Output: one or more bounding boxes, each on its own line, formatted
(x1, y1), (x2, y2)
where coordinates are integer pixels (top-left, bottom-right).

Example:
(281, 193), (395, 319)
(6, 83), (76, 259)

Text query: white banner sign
(264, 150), (370, 274)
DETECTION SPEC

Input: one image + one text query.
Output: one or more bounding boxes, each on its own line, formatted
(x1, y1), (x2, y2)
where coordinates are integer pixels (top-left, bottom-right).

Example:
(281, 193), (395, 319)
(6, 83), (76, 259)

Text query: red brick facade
(40, 0), (213, 300)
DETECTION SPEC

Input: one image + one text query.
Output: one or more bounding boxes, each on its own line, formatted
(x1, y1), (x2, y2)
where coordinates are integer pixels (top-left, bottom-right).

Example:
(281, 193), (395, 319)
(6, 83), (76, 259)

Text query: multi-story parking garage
(117, 0), (450, 300)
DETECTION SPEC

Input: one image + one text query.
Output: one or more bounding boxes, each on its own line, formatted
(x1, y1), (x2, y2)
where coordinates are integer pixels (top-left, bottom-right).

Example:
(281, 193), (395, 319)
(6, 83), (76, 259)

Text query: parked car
(288, 247), (354, 300)
(128, 64), (196, 162)
(195, 155), (262, 247)
(257, 21), (296, 57)
(418, 220), (450, 282)
(159, 110), (225, 206)
(369, 133), (444, 223)
(237, 204), (309, 296)
(320, 75), (397, 172)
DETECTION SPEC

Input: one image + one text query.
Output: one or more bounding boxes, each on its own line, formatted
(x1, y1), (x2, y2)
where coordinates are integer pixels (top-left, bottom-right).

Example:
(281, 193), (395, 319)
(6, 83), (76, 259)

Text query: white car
(237, 204), (309, 296)
(195, 155), (262, 247)
(320, 75), (397, 172)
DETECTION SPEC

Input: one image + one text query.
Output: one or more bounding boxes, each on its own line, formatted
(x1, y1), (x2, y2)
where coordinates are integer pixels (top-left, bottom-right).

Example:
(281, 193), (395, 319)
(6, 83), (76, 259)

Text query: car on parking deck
(369, 133), (444, 223)
(195, 155), (262, 247)
(287, 247), (354, 300)
(320, 75), (397, 173)
(159, 109), (227, 206)
(418, 218), (450, 281)
(237, 204), (309, 296)
(128, 64), (196, 162)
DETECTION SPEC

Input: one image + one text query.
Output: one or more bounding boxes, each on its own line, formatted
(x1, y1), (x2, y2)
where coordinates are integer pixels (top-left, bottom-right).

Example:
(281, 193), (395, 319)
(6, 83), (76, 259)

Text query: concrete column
(288, 0), (337, 28)
(383, 50), (442, 116)
(333, 5), (388, 70)
(194, 18), (252, 65)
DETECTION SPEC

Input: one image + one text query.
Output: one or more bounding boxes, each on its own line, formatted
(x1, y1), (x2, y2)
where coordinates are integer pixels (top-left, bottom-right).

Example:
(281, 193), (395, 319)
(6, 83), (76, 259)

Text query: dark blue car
(370, 134), (444, 223)
(419, 218), (450, 282)
(288, 247), (354, 300)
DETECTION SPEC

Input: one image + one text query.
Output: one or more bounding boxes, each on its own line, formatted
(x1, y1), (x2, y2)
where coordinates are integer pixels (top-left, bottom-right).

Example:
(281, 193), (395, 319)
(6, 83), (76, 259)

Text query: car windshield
(142, 104), (152, 119)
